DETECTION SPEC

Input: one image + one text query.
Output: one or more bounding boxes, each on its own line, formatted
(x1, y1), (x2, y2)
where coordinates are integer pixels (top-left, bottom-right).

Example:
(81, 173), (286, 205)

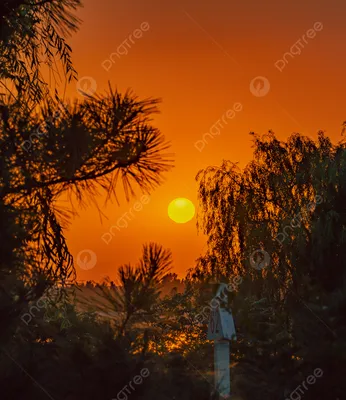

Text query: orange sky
(58, 0), (346, 281)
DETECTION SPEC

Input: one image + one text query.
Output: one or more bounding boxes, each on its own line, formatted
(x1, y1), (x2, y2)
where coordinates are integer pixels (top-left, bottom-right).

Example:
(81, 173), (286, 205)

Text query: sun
(168, 198), (195, 224)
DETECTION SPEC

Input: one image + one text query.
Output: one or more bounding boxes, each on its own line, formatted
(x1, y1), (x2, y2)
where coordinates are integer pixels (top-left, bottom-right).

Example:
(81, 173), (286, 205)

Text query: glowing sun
(168, 198), (195, 224)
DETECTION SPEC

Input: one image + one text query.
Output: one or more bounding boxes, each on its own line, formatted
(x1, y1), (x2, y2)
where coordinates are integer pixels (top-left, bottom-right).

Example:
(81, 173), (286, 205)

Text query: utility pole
(207, 283), (236, 399)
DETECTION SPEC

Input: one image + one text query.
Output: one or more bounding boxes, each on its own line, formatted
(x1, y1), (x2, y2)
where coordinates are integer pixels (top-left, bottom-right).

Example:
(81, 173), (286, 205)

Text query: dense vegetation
(0, 1), (344, 399)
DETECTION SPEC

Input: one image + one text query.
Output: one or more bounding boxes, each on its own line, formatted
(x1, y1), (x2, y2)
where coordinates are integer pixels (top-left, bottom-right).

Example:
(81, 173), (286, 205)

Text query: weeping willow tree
(196, 131), (346, 291)
(194, 131), (346, 399)
(0, 0), (81, 104)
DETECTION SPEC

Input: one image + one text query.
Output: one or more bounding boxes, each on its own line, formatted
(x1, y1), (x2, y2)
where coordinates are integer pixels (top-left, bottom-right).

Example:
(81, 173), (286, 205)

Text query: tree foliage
(0, 0), (174, 387)
(0, 0), (81, 105)
(194, 131), (346, 399)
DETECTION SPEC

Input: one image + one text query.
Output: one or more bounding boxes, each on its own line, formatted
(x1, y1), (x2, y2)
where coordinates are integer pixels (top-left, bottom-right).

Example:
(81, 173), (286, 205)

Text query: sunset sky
(60, 0), (346, 281)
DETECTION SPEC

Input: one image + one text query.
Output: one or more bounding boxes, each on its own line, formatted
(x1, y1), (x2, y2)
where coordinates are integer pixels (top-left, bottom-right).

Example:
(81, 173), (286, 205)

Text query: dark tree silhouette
(194, 131), (346, 399)
(84, 242), (173, 337)
(0, 0), (81, 105)
(0, 0), (173, 357)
